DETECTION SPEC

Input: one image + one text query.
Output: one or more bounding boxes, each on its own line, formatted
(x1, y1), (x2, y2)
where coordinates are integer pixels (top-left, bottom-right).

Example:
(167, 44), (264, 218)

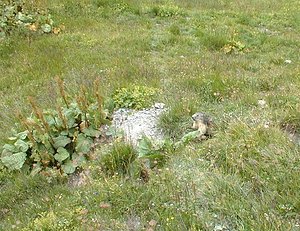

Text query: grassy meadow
(0, 0), (300, 230)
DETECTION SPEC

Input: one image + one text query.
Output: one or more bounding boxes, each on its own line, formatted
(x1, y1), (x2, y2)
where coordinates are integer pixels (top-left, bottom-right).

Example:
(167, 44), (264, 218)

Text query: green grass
(1, 0), (300, 230)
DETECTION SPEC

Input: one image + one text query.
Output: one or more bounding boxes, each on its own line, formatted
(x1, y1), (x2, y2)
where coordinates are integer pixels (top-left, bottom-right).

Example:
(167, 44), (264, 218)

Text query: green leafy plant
(222, 40), (246, 54)
(112, 85), (158, 110)
(175, 130), (201, 148)
(0, 0), (61, 38)
(130, 137), (173, 182)
(1, 78), (107, 175)
(137, 136), (171, 169)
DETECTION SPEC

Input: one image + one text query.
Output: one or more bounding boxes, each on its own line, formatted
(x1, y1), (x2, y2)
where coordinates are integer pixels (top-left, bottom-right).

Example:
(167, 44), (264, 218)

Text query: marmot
(192, 112), (213, 139)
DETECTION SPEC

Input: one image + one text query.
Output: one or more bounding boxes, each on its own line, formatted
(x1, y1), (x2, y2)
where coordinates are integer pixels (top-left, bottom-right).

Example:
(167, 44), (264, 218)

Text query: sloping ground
(0, 0), (300, 230)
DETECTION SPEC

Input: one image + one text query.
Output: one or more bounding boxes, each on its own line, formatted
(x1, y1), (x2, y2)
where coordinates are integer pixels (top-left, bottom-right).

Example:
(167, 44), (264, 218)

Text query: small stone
(214, 224), (225, 231)
(264, 123), (270, 128)
(149, 219), (157, 227)
(284, 59), (292, 64)
(258, 99), (267, 107)
(154, 103), (165, 109)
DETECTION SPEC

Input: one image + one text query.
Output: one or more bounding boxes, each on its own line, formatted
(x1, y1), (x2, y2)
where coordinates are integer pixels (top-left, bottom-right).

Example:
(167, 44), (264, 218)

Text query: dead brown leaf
(99, 202), (111, 209)
(149, 219), (157, 227)
(53, 27), (61, 35)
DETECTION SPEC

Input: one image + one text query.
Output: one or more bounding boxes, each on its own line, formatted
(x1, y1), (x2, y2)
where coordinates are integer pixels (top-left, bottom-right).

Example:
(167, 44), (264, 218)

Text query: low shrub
(0, 0), (61, 38)
(112, 85), (157, 110)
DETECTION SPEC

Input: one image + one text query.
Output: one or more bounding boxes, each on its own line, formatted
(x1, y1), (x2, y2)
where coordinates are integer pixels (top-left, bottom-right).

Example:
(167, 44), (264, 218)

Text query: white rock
(112, 103), (167, 145)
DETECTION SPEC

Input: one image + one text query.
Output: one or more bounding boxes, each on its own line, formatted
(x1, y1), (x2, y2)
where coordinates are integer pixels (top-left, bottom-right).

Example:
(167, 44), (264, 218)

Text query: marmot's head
(192, 112), (212, 125)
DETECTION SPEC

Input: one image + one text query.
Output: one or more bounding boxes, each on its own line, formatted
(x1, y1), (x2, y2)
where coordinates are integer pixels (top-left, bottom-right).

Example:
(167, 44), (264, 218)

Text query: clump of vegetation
(112, 85), (158, 110)
(100, 142), (137, 176)
(149, 4), (184, 17)
(23, 211), (74, 231)
(92, 0), (140, 15)
(0, 78), (107, 175)
(222, 40), (247, 54)
(137, 136), (171, 168)
(99, 137), (172, 180)
(281, 107), (300, 134)
(159, 107), (192, 140)
(196, 30), (229, 50)
(0, 0), (61, 38)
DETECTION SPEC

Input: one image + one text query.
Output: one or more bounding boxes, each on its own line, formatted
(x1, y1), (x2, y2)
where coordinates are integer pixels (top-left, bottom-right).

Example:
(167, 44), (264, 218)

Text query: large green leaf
(180, 130), (200, 144)
(37, 141), (55, 155)
(53, 136), (71, 149)
(72, 153), (87, 167)
(63, 106), (81, 128)
(60, 130), (68, 136)
(75, 134), (93, 154)
(82, 127), (101, 138)
(15, 139), (29, 153)
(2, 144), (17, 154)
(16, 12), (34, 23)
(17, 131), (28, 140)
(8, 130), (29, 140)
(44, 113), (59, 128)
(137, 137), (153, 157)
(1, 152), (27, 170)
(61, 160), (76, 174)
(54, 147), (70, 163)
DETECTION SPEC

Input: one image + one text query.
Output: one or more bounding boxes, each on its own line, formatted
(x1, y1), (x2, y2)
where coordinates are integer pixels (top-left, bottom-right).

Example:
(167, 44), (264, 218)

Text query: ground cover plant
(0, 0), (300, 230)
(112, 85), (158, 110)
